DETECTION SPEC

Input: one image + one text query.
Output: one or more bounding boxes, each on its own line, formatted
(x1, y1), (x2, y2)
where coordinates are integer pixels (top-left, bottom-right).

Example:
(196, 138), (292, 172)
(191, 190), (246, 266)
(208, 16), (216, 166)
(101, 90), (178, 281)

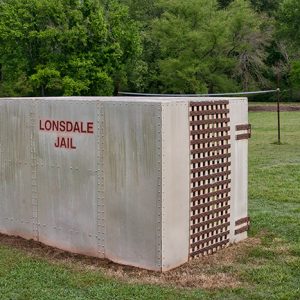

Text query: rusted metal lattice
(189, 100), (231, 258)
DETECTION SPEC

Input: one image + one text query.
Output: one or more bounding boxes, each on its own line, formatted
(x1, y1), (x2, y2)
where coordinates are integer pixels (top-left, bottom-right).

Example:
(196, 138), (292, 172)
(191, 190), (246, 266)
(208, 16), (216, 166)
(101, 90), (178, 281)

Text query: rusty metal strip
(191, 230), (230, 248)
(190, 135), (230, 145)
(236, 133), (251, 140)
(235, 225), (250, 235)
(191, 197), (230, 212)
(190, 222), (230, 239)
(190, 239), (229, 257)
(235, 216), (250, 226)
(191, 170), (231, 183)
(190, 118), (230, 126)
(236, 124), (251, 131)
(191, 179), (231, 193)
(190, 100), (229, 107)
(190, 109), (230, 116)
(191, 213), (230, 230)
(190, 205), (230, 221)
(191, 162), (230, 174)
(236, 124), (251, 140)
(191, 153), (231, 164)
(190, 126), (230, 135)
(191, 144), (230, 155)
(191, 188), (230, 202)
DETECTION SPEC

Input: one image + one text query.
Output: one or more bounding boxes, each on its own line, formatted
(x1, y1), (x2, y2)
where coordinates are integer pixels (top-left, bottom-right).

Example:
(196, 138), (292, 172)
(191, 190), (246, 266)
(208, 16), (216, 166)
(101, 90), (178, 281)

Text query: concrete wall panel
(161, 102), (190, 271)
(103, 102), (162, 271)
(36, 99), (102, 256)
(0, 100), (34, 239)
(228, 99), (249, 242)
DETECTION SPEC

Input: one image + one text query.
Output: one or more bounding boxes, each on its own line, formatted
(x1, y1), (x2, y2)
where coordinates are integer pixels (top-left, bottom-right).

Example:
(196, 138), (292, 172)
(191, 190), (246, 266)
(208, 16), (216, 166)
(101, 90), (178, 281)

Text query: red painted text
(39, 119), (94, 150)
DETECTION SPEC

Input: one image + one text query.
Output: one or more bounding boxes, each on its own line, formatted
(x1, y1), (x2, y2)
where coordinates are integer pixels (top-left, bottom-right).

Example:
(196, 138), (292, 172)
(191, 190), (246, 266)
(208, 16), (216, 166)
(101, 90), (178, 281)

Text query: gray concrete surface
(0, 96), (249, 271)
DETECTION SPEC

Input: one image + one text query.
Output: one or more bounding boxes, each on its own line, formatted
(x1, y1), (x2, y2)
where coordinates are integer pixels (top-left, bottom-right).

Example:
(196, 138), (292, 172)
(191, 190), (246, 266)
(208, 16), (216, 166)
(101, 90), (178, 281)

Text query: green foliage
(218, 0), (233, 8)
(121, 0), (158, 23)
(277, 0), (300, 49)
(226, 0), (273, 90)
(290, 60), (300, 89)
(144, 0), (272, 93)
(0, 0), (299, 97)
(0, 0), (141, 96)
(274, 0), (300, 98)
(219, 0), (280, 14)
(30, 66), (62, 96)
(250, 0), (280, 14)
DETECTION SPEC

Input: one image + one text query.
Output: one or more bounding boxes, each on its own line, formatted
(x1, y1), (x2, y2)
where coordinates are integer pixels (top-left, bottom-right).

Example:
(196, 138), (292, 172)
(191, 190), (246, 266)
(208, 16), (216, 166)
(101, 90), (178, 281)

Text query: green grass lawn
(248, 101), (300, 106)
(0, 112), (299, 300)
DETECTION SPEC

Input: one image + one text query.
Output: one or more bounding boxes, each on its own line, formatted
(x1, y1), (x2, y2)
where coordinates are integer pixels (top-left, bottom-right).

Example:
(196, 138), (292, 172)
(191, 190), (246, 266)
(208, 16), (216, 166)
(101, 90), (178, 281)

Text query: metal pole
(276, 87), (281, 144)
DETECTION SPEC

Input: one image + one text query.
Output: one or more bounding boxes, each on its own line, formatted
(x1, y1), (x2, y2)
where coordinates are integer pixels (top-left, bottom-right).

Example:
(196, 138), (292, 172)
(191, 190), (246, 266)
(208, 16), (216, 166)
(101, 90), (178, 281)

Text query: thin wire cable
(118, 89), (280, 97)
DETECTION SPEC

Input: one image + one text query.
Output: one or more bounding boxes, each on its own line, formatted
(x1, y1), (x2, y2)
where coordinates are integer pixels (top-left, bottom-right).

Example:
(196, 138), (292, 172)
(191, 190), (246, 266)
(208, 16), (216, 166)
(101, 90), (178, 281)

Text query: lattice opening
(189, 101), (231, 258)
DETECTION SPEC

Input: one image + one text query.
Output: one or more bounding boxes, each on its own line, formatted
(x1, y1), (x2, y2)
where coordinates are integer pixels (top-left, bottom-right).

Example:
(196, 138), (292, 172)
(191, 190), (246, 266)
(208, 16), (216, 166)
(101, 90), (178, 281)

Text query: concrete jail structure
(0, 97), (251, 271)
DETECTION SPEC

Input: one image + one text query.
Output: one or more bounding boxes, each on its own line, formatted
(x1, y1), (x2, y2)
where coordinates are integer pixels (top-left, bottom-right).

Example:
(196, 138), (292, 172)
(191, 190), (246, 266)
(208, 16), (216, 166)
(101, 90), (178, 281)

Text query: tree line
(0, 0), (299, 100)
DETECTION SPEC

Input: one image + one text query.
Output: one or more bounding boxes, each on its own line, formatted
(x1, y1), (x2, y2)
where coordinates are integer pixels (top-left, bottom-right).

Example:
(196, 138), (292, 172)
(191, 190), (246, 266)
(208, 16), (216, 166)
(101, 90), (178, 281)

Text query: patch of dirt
(249, 105), (300, 112)
(0, 233), (261, 289)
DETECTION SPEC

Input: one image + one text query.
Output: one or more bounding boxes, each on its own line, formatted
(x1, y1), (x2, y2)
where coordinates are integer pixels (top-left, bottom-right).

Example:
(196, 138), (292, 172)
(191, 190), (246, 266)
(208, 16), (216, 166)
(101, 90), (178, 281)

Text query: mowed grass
(0, 112), (299, 300)
(248, 101), (300, 106)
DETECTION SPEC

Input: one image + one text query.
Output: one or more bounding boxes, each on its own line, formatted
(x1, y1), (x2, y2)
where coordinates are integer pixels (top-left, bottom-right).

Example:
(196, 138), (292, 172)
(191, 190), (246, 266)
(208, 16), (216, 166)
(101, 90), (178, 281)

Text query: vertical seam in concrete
(30, 100), (39, 241)
(156, 103), (162, 270)
(100, 102), (105, 255)
(96, 101), (105, 256)
(161, 103), (166, 270)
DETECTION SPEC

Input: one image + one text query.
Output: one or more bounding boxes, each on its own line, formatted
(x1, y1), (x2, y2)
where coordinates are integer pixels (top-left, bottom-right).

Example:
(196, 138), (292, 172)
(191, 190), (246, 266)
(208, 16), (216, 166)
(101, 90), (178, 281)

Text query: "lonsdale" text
(39, 119), (94, 149)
